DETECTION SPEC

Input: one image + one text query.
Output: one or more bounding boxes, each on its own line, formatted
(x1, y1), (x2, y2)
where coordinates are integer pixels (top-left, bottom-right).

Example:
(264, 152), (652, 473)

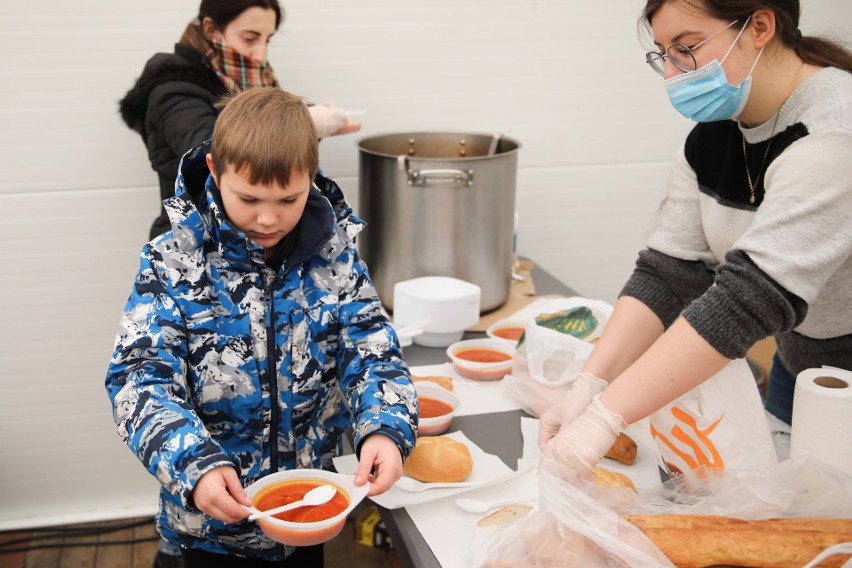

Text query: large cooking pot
(357, 132), (520, 312)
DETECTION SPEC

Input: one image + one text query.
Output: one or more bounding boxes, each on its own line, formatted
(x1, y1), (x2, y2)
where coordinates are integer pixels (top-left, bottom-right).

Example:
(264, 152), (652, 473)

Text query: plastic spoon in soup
(247, 484), (337, 521)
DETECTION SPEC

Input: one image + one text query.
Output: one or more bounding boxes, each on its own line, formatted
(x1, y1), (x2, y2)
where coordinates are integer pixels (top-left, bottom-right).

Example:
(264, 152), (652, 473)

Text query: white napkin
(332, 431), (512, 509)
(405, 467), (539, 568)
(387, 416), (662, 568)
(411, 363), (524, 416)
(522, 416), (662, 490)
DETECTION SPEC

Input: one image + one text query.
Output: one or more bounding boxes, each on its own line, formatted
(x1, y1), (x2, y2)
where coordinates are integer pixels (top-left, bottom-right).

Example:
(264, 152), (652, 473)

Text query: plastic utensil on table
(394, 318), (430, 347)
(395, 463), (535, 494)
(247, 484), (337, 521)
(454, 494), (538, 514)
(394, 477), (480, 493)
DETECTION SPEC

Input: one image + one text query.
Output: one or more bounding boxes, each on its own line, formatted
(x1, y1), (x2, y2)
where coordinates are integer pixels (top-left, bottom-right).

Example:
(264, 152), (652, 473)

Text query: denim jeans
(764, 352), (795, 425)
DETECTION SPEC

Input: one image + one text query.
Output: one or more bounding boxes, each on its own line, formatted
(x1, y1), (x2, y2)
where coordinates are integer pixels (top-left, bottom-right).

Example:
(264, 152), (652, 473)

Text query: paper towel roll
(790, 367), (852, 476)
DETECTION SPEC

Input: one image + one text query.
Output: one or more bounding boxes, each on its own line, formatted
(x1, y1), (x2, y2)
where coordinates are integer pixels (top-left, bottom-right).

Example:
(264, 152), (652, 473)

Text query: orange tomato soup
(492, 326), (524, 341)
(455, 348), (511, 363)
(254, 481), (349, 523)
(419, 396), (453, 418)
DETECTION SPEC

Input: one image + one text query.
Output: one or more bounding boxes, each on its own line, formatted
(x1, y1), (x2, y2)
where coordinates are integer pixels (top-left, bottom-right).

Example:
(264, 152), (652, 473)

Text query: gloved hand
(307, 103), (347, 138)
(538, 372), (608, 447)
(541, 393), (626, 476)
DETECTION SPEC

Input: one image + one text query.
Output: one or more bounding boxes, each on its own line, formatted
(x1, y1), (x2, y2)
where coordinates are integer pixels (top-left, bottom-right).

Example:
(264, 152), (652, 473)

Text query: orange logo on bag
(650, 407), (725, 471)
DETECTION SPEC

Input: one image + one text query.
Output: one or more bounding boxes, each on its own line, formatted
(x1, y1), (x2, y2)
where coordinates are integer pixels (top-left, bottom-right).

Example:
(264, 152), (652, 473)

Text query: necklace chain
(742, 62), (805, 205)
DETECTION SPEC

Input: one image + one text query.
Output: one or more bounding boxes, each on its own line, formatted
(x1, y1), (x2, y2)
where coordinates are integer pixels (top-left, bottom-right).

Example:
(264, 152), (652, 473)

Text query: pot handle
(397, 155), (474, 187)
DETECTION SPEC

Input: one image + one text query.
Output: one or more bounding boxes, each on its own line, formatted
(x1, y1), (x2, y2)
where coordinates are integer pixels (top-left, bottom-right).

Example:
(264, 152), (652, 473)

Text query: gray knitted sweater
(621, 67), (852, 377)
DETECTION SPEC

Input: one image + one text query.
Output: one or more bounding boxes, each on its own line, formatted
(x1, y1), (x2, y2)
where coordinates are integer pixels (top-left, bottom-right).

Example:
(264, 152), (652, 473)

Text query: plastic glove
(541, 394), (626, 476)
(307, 103), (347, 138)
(538, 372), (608, 447)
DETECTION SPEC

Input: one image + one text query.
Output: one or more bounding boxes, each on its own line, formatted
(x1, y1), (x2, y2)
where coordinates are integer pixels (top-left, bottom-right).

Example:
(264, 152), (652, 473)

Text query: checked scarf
(180, 22), (279, 91)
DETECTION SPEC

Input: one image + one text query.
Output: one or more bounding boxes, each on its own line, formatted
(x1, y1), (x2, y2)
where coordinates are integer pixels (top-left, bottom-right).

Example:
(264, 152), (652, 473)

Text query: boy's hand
(193, 465), (252, 524)
(354, 434), (403, 496)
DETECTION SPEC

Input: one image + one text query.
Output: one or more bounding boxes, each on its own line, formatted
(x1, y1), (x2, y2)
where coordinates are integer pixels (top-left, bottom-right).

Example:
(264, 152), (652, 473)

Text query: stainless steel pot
(357, 132), (521, 312)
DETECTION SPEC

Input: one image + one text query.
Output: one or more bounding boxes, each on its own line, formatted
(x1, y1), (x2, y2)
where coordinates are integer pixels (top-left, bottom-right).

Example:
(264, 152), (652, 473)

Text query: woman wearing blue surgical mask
(120, 0), (353, 240)
(538, 0), (852, 477)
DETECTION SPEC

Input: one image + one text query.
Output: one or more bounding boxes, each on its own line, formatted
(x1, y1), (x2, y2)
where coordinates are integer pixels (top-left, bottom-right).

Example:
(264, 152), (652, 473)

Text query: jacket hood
(162, 142), (364, 271)
(119, 44), (224, 137)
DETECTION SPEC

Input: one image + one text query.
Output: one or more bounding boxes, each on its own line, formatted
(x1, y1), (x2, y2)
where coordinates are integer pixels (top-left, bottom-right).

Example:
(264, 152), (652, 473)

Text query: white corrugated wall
(0, 0), (849, 529)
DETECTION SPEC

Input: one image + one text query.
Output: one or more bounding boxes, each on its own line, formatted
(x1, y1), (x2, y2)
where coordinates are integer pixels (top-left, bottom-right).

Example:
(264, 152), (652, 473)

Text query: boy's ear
(205, 153), (218, 185)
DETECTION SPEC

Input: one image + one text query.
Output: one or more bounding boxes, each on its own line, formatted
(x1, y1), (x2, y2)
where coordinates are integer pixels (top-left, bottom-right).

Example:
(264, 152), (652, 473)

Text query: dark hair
(211, 88), (319, 186)
(642, 0), (852, 73)
(197, 0), (284, 32)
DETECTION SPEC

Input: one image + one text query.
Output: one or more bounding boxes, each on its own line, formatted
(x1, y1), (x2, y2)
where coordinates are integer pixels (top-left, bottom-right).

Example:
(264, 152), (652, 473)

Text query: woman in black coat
(120, 0), (352, 239)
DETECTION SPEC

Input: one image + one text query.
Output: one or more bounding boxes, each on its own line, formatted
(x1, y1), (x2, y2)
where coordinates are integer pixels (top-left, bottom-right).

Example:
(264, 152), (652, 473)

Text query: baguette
(625, 514), (852, 568)
(403, 435), (473, 483)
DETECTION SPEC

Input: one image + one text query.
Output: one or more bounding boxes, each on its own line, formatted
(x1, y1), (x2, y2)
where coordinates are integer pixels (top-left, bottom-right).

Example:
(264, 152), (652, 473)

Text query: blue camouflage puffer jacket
(105, 143), (418, 560)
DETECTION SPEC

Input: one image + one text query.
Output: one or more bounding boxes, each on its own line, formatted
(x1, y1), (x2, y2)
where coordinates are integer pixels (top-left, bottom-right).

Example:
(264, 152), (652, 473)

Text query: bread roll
(605, 432), (637, 465)
(412, 375), (454, 391)
(591, 466), (636, 492)
(477, 504), (533, 527)
(403, 435), (473, 482)
(625, 514), (852, 568)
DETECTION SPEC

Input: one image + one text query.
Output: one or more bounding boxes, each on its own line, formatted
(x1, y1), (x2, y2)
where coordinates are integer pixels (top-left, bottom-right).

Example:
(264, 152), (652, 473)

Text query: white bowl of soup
(446, 338), (514, 381)
(414, 381), (459, 436)
(485, 318), (526, 345)
(244, 469), (369, 546)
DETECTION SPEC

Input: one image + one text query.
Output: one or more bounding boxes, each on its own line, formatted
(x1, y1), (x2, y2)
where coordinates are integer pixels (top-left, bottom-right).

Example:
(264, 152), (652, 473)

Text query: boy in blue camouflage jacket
(106, 87), (418, 566)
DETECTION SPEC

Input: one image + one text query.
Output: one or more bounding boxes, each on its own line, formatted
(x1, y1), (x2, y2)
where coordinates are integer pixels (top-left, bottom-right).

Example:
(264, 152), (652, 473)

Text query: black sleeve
(682, 249), (807, 359)
(147, 82), (219, 159)
(619, 247), (716, 328)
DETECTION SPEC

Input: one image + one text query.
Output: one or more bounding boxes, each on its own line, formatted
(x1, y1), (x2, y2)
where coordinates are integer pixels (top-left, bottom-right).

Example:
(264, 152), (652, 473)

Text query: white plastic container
(393, 277), (481, 347)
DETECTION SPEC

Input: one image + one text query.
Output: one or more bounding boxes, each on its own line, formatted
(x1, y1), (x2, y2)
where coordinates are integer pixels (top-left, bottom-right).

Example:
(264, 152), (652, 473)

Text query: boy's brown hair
(210, 87), (319, 187)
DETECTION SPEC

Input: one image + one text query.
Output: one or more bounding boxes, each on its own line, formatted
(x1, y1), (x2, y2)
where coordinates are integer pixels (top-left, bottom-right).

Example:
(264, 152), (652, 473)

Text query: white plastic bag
(634, 458), (852, 567)
(502, 298), (613, 417)
(469, 465), (674, 567)
(636, 456), (852, 519)
(649, 359), (777, 476)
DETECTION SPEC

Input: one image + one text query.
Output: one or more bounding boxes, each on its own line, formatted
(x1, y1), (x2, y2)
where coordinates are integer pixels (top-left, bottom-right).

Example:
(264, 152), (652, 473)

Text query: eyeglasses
(645, 20), (738, 75)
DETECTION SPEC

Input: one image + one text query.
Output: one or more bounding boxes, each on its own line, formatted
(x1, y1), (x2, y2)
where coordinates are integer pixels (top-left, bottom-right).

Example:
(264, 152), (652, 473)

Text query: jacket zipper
(263, 233), (327, 474)
(266, 287), (280, 473)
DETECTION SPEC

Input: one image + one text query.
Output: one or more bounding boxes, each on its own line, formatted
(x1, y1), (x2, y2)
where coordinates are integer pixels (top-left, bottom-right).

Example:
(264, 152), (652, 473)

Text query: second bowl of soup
(446, 338), (514, 381)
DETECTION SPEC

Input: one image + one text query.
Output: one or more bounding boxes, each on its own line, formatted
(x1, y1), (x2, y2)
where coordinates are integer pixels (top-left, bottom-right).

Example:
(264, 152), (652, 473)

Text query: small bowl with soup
(446, 338), (514, 381)
(486, 319), (526, 345)
(414, 381), (459, 436)
(245, 469), (369, 546)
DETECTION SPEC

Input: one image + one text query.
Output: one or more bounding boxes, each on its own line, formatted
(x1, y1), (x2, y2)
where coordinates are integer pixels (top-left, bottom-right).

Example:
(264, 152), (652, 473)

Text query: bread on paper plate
(403, 435), (472, 483)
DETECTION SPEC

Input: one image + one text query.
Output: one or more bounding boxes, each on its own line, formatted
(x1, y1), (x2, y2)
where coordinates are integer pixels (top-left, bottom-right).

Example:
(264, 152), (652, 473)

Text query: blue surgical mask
(664, 19), (764, 122)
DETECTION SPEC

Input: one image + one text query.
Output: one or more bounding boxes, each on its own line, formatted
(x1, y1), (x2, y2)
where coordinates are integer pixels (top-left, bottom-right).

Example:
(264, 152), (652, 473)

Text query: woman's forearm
(583, 296), (666, 381)
(601, 316), (731, 424)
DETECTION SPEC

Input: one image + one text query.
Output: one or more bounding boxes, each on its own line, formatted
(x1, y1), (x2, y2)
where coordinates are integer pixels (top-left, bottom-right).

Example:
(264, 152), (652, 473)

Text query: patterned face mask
(207, 36), (279, 91)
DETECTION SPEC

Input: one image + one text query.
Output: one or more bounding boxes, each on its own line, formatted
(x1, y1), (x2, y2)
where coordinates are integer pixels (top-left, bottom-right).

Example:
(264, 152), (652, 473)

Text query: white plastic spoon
(394, 477), (480, 493)
(247, 484), (337, 521)
(454, 494), (538, 514)
(395, 463), (536, 494)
